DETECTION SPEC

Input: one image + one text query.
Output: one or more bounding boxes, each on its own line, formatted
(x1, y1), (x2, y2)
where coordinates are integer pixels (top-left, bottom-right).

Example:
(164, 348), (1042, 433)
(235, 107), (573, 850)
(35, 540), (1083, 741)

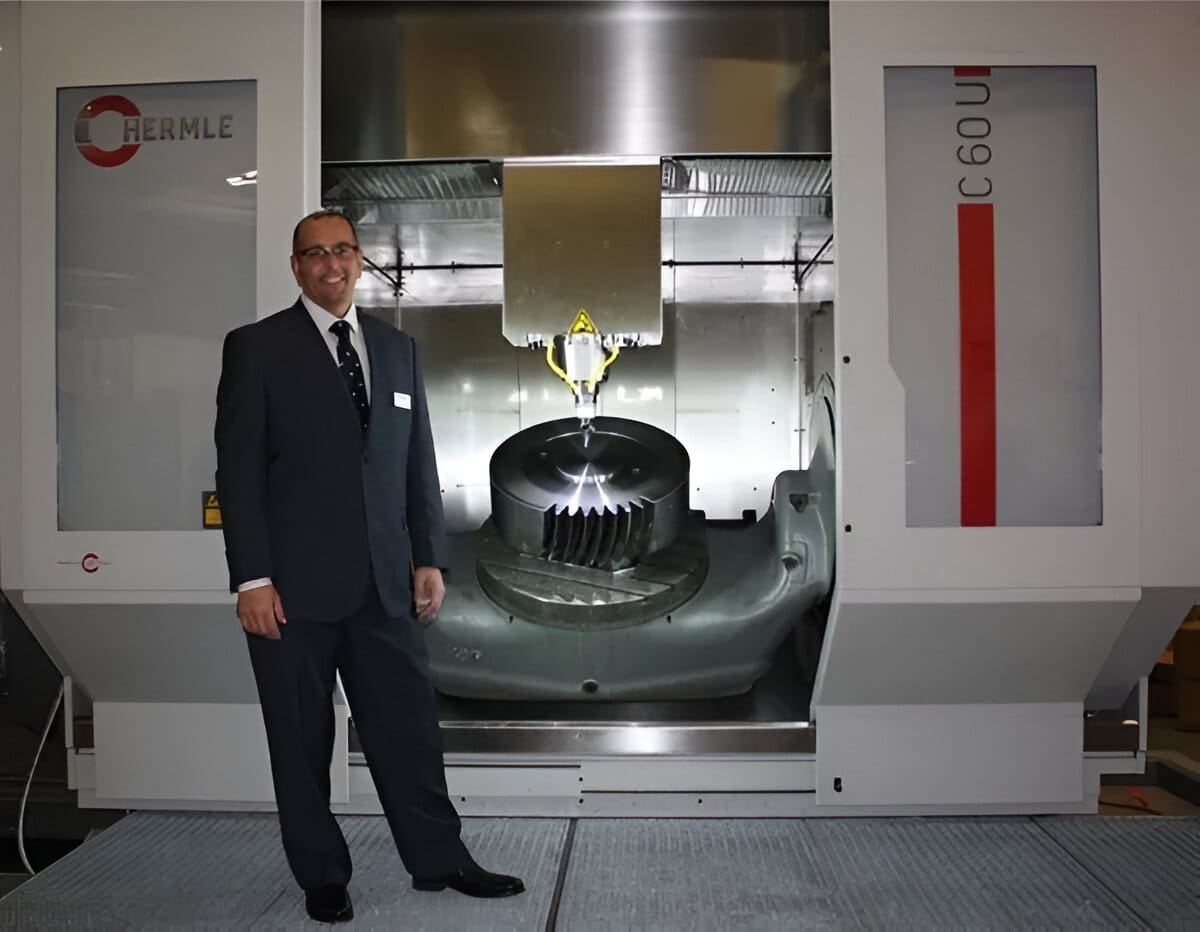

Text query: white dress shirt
(237, 295), (372, 594)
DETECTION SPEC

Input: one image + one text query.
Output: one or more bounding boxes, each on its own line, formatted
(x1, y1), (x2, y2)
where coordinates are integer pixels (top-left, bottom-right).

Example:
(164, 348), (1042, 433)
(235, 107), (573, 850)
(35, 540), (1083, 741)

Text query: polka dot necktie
(330, 320), (370, 432)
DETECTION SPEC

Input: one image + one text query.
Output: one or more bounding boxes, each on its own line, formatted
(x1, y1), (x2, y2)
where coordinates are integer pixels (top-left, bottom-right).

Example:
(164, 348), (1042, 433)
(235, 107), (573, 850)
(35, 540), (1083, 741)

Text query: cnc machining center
(2, 1), (1198, 818)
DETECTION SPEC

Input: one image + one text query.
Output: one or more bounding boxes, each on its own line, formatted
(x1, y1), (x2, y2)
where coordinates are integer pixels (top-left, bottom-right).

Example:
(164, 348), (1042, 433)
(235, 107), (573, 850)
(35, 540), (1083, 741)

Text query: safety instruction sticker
(569, 307), (599, 335)
(202, 491), (222, 529)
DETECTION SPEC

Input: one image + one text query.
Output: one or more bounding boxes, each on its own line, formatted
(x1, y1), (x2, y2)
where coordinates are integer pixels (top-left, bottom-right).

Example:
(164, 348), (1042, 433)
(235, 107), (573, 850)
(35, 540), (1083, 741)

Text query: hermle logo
(74, 94), (234, 168)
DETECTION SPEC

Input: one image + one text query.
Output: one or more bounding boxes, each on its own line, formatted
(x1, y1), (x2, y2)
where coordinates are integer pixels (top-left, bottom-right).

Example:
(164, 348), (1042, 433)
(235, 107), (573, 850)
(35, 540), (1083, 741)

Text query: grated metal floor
(1, 813), (1197, 930)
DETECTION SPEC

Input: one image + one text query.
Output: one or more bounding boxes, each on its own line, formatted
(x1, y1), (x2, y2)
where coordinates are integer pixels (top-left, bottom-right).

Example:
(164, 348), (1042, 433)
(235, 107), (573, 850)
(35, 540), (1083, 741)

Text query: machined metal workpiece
(489, 416), (690, 571)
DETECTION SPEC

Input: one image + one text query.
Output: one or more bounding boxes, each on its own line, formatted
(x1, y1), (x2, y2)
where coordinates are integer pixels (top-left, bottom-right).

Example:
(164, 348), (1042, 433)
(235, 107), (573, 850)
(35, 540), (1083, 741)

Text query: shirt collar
(300, 293), (362, 337)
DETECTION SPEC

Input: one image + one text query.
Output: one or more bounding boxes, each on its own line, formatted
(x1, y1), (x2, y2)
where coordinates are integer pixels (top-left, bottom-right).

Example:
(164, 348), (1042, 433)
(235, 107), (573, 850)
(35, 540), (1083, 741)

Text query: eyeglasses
(296, 242), (360, 260)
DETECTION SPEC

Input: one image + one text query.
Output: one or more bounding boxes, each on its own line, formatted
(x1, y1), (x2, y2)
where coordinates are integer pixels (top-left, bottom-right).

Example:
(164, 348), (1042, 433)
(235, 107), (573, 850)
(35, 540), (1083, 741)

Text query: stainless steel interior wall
(397, 302), (801, 531)
(323, 1), (831, 161)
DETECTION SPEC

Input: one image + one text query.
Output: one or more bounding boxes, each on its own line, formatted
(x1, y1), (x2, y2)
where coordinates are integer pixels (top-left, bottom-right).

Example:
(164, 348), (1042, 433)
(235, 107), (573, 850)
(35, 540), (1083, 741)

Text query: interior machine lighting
(225, 169), (258, 187)
(625, 725), (671, 755)
(615, 385), (664, 403)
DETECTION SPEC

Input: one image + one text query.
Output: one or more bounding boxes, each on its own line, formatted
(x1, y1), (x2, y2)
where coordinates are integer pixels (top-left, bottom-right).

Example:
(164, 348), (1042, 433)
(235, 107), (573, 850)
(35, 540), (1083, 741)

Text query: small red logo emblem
(74, 95), (141, 168)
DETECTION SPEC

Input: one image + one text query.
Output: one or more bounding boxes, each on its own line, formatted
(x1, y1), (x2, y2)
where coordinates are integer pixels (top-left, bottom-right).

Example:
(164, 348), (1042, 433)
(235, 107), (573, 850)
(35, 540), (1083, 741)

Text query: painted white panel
(885, 66), (1101, 528)
(812, 589), (1137, 708)
(55, 80), (256, 532)
(581, 758), (815, 793)
(815, 702), (1083, 806)
(19, 0), (320, 590)
(445, 766), (579, 798)
(831, 0), (1159, 590)
(94, 701), (348, 804)
(1086, 587), (1200, 709)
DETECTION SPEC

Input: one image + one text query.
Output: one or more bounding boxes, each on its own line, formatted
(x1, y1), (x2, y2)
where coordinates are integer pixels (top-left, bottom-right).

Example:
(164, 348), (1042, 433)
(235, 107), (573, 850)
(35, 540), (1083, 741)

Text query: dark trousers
(245, 577), (465, 891)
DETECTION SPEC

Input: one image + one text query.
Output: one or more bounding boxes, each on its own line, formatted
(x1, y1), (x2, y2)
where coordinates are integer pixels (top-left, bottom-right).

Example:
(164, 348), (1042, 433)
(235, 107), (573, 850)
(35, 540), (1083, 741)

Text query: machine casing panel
(814, 0), (1200, 808)
(1, 0), (1197, 815)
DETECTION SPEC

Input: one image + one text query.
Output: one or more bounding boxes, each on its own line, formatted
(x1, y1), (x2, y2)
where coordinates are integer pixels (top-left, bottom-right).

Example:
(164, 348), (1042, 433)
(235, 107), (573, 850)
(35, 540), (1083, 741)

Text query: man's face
(290, 215), (363, 316)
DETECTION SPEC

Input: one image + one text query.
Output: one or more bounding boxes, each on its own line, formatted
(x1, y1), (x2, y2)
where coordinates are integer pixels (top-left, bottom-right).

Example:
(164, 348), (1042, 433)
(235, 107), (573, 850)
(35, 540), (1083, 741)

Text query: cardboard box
(1174, 621), (1200, 679)
(1176, 677), (1200, 732)
(1149, 678), (1175, 717)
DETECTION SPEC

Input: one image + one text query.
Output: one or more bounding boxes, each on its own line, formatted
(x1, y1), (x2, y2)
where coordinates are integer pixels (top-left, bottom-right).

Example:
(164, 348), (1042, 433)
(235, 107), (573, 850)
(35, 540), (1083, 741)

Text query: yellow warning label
(569, 307), (599, 335)
(202, 491), (222, 529)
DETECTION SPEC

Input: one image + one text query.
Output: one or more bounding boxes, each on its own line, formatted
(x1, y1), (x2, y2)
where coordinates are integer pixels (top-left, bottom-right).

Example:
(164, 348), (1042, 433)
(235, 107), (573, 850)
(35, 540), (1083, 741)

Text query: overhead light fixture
(226, 169), (258, 187)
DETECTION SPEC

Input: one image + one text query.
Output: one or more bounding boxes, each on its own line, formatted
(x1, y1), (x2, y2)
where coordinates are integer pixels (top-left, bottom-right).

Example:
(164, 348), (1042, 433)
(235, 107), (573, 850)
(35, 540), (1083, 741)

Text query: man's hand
(413, 567), (445, 624)
(237, 585), (287, 640)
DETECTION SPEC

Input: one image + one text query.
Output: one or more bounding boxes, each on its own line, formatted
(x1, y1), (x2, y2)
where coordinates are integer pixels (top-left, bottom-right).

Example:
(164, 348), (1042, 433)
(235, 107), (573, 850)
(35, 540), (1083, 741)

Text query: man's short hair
(292, 209), (359, 255)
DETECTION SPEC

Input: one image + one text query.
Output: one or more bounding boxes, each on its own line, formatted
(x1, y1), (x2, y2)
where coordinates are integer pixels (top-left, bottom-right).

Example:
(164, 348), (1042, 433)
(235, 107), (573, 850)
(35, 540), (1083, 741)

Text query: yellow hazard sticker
(202, 491), (222, 529)
(569, 307), (599, 335)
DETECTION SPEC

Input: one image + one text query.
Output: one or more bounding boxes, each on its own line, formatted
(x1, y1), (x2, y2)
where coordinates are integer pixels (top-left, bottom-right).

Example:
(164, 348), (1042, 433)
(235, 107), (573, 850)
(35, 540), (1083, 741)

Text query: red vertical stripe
(958, 203), (996, 526)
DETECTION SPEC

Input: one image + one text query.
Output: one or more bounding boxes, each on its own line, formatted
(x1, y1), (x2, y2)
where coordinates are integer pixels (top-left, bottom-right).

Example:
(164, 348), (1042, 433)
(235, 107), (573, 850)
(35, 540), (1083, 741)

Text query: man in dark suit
(215, 209), (524, 923)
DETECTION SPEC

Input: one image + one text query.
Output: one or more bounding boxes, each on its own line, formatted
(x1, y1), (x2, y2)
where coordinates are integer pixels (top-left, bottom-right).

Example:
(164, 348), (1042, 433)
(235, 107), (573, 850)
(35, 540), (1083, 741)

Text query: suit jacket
(214, 299), (448, 621)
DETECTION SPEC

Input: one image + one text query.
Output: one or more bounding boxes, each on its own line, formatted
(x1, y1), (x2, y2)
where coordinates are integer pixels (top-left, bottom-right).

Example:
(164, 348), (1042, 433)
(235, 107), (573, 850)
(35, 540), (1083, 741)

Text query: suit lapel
(283, 300), (364, 433)
(361, 314), (395, 432)
(283, 299), (335, 369)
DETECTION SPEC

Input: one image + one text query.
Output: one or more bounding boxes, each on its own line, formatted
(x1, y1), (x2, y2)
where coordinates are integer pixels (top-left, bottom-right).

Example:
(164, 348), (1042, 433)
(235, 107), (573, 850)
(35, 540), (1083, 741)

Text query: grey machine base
(426, 469), (834, 702)
(3, 811), (1198, 929)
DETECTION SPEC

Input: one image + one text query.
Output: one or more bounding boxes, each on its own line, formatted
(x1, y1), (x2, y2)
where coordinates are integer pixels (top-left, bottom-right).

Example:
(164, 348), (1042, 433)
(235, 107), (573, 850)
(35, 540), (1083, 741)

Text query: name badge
(394, 392), (412, 409)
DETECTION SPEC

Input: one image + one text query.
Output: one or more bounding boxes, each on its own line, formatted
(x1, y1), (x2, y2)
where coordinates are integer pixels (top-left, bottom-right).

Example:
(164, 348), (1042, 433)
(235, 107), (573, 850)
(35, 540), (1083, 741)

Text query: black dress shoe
(413, 863), (525, 898)
(304, 885), (354, 923)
